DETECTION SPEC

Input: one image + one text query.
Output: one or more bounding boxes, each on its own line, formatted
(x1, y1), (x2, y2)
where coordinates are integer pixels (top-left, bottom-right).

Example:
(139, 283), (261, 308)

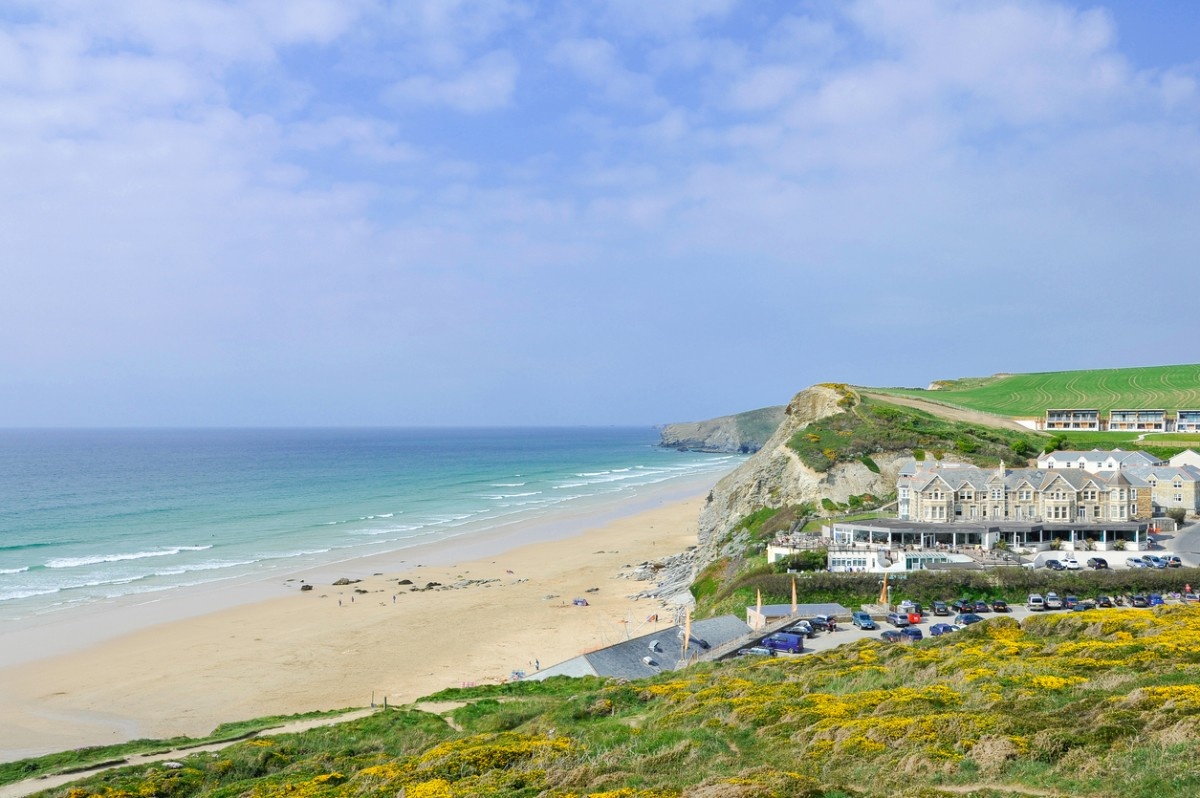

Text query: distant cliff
(658, 406), (786, 453)
(695, 386), (905, 561)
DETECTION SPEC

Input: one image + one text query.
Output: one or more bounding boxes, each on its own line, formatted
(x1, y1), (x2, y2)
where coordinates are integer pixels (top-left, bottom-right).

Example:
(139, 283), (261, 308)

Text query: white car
(1063, 558), (1081, 570)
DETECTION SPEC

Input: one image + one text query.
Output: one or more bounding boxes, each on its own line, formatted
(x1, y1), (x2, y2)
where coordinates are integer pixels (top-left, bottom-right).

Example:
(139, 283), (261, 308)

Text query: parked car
(954, 613), (985, 625)
(1063, 595), (1080, 610)
(971, 600), (991, 613)
(991, 599), (1010, 612)
(1045, 559), (1065, 571)
(787, 620), (816, 638)
(886, 612), (911, 627)
(1131, 594), (1150, 608)
(1063, 557), (1082, 570)
(1126, 556), (1148, 568)
(1184, 593), (1199, 603)
(1028, 593), (1046, 611)
(1149, 593), (1165, 606)
(1086, 557), (1109, 570)
(929, 623), (959, 636)
(1045, 592), (1063, 610)
(1144, 555), (1169, 569)
(900, 627), (923, 642)
(1096, 595), (1115, 608)
(1167, 555), (1182, 567)
(880, 630), (904, 642)
(1075, 598), (1098, 611)
(761, 632), (805, 654)
(738, 646), (773, 656)
(950, 598), (973, 613)
(932, 601), (950, 616)
(852, 611), (877, 630)
(808, 616), (833, 632)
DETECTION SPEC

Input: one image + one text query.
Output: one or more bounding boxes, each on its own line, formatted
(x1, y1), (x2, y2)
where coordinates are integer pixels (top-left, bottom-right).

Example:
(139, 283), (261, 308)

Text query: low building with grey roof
(525, 615), (753, 682)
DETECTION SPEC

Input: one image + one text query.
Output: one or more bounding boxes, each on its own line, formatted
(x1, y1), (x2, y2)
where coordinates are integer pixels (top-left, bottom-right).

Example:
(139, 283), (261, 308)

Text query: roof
(526, 615), (752, 682)
(749, 602), (851, 618)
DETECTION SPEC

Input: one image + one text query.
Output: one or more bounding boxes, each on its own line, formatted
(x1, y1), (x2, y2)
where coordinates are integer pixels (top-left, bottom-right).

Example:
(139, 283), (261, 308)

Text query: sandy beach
(0, 492), (706, 763)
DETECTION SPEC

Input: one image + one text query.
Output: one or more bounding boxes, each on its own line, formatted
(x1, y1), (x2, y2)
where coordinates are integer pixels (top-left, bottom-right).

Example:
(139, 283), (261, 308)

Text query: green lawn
(869, 364), (1200, 417)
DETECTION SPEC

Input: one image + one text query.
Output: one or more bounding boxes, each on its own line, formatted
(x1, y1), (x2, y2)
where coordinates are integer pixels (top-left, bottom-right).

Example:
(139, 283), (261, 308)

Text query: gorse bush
(37, 606), (1200, 798)
(786, 394), (1047, 472)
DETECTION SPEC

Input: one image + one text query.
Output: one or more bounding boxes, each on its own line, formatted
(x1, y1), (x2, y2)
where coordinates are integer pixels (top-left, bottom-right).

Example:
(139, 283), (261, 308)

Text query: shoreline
(0, 484), (714, 763)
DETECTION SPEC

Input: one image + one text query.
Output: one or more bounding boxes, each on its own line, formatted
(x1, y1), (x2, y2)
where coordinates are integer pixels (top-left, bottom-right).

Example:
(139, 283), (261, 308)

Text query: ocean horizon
(0, 427), (739, 625)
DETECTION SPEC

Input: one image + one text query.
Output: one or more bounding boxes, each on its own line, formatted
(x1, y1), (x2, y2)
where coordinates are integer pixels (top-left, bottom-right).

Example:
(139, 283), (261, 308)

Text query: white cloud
(594, 0), (739, 38)
(549, 37), (661, 109)
(727, 64), (807, 111)
(287, 116), (419, 162)
(3, 0), (1200, 424)
(385, 49), (518, 112)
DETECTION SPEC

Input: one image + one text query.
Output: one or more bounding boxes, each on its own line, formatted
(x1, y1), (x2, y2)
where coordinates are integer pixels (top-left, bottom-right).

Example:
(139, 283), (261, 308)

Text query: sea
(0, 427), (739, 625)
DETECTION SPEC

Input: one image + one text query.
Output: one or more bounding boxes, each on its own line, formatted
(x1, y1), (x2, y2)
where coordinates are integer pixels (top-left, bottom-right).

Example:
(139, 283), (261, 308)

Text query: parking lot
(757, 600), (1170, 656)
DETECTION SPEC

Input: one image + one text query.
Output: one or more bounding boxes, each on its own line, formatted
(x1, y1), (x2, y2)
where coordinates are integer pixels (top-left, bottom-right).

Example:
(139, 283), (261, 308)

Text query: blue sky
(2, 0), (1198, 427)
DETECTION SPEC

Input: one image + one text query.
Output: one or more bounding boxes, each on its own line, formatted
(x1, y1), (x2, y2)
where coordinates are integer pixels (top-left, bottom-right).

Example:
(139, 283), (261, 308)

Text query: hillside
(869, 364), (1200, 417)
(29, 606), (1200, 798)
(695, 385), (1051, 560)
(658, 406), (785, 453)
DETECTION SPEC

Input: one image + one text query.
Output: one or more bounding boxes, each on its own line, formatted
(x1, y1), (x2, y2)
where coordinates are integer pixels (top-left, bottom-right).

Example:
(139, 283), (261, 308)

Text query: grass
(697, 567), (1200, 619)
(800, 512), (888, 533)
(786, 391), (1047, 472)
(30, 607), (1200, 798)
(869, 363), (1200, 417)
(0, 708), (359, 787)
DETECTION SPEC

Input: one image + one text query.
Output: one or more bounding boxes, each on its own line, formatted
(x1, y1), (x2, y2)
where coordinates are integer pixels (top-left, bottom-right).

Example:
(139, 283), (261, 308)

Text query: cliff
(695, 386), (906, 558)
(657, 405), (785, 453)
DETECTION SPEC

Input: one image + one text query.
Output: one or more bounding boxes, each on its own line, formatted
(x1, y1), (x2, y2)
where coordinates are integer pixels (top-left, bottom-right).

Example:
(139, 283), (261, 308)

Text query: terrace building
(1131, 464), (1200, 514)
(1037, 449), (1163, 471)
(1044, 409), (1100, 430)
(1107, 409), (1168, 432)
(1177, 411), (1200, 433)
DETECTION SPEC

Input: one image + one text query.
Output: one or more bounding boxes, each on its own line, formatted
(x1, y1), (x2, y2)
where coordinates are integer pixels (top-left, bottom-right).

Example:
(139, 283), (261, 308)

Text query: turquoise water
(0, 428), (737, 621)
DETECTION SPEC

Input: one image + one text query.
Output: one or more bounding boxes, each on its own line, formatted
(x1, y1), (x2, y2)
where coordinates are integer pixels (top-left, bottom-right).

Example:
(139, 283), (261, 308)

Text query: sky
(2, 0), (1198, 427)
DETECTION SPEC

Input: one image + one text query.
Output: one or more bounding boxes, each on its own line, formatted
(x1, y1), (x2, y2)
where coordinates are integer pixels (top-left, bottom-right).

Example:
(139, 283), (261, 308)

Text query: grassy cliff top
(31, 606), (1200, 798)
(868, 364), (1200, 417)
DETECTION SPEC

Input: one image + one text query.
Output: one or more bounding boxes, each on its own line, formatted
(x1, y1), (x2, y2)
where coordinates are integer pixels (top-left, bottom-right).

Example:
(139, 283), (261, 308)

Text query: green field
(868, 363), (1200, 417)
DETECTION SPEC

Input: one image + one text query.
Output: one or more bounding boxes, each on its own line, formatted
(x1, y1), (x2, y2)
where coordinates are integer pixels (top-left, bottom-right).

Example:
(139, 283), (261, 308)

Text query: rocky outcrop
(658, 406), (786, 453)
(695, 385), (908, 562)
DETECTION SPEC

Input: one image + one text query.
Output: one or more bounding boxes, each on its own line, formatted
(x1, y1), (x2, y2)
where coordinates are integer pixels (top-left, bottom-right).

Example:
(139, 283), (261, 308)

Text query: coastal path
(0, 709), (377, 798)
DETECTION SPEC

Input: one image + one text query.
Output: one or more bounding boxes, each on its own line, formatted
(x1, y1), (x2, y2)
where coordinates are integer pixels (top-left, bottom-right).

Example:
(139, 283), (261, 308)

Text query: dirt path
(859, 391), (1039, 433)
(934, 782), (1065, 797)
(0, 709), (378, 798)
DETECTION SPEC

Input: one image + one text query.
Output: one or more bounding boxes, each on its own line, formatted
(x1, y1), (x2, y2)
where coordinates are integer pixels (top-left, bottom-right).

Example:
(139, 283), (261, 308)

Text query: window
(1174, 479), (1184, 489)
(1175, 493), (1184, 503)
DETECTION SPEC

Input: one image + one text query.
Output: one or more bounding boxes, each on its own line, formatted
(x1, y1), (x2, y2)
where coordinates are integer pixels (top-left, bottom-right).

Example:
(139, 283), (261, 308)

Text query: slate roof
(1040, 450), (1162, 468)
(526, 615), (752, 682)
(1124, 464), (1200, 486)
(904, 462), (1159, 493)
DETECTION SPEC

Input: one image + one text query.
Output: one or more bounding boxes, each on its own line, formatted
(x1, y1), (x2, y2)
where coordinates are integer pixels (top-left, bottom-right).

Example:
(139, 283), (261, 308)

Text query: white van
(1028, 593), (1046, 611)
